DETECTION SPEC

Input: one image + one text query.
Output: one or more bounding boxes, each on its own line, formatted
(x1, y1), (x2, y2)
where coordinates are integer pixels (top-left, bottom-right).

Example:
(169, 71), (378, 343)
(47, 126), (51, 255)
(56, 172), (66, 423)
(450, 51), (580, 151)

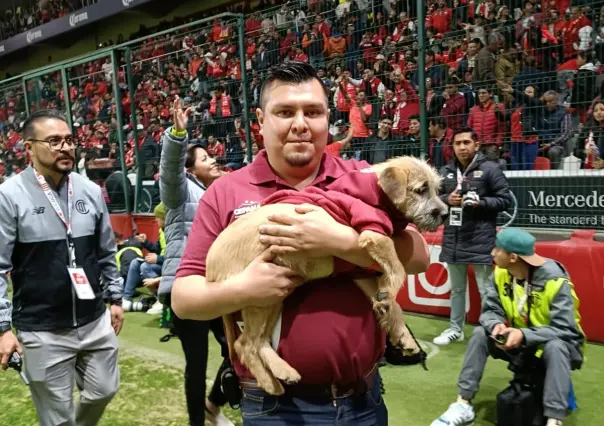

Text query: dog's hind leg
(357, 230), (407, 318)
(240, 306), (301, 395)
(234, 332), (284, 395)
(256, 305), (302, 386)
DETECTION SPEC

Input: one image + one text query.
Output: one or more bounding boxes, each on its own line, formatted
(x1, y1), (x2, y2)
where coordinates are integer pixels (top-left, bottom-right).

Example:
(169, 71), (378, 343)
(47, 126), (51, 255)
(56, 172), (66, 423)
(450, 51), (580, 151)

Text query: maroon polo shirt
(177, 150), (386, 385)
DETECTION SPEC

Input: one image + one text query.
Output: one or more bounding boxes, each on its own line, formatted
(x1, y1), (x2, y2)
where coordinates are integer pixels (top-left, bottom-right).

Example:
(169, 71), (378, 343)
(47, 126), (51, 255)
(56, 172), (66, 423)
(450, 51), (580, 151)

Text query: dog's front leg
(355, 278), (420, 355)
(357, 230), (406, 317)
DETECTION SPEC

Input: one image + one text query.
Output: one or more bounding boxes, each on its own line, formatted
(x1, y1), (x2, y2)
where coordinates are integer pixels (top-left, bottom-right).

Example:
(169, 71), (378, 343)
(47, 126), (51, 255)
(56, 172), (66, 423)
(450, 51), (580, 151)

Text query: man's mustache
(56, 155), (75, 162)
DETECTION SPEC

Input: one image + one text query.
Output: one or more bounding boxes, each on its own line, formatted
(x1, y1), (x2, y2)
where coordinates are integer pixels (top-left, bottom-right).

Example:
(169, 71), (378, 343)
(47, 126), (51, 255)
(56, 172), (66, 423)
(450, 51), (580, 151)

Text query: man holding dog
(431, 228), (585, 426)
(172, 61), (430, 425)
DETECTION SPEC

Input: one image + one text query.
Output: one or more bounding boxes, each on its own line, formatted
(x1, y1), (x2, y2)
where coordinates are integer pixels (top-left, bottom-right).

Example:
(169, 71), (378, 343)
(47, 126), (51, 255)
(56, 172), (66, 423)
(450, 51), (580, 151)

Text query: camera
(220, 366), (242, 409)
(8, 352), (29, 385)
(460, 181), (479, 207)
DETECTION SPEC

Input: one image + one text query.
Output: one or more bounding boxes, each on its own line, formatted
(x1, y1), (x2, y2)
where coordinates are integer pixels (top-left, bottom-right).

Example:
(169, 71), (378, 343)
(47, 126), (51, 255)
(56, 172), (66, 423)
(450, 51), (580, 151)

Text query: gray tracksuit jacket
(0, 167), (123, 332)
(158, 129), (206, 304)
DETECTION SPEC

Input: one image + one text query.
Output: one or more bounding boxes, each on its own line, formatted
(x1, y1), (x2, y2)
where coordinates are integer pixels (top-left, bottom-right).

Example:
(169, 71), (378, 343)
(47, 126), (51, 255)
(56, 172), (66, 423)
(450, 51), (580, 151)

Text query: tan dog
(206, 156), (448, 395)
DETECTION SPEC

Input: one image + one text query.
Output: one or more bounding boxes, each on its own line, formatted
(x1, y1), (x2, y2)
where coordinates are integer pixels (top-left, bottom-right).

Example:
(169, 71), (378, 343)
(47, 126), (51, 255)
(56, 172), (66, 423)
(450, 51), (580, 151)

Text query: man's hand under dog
(233, 248), (304, 307)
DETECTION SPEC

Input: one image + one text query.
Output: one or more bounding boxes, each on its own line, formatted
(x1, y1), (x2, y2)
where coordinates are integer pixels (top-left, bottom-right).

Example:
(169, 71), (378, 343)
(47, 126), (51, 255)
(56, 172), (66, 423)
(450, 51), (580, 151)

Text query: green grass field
(1, 312), (602, 426)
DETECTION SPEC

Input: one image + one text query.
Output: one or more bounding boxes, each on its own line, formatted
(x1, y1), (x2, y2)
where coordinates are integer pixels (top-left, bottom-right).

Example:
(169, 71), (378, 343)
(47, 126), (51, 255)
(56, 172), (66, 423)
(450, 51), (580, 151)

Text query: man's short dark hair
(409, 114), (420, 121)
(22, 109), (68, 141)
(446, 76), (461, 86)
(452, 126), (478, 142)
(381, 115), (394, 122)
(259, 61), (328, 109)
(429, 117), (447, 129)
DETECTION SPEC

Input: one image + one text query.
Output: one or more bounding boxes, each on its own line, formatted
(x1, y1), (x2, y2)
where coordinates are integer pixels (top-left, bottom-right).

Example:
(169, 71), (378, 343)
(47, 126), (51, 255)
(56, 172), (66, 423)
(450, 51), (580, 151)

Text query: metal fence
(0, 4), (603, 232)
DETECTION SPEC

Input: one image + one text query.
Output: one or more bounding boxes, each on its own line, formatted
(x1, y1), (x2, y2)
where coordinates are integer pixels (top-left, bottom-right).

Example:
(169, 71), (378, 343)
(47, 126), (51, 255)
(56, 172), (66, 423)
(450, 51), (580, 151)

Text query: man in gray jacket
(158, 97), (233, 426)
(0, 110), (123, 426)
(431, 228), (585, 426)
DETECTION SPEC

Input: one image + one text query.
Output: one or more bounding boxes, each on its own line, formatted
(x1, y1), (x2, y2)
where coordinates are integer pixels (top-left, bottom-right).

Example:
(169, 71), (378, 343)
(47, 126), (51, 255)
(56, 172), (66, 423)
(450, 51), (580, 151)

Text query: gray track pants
(447, 263), (493, 333)
(458, 326), (576, 420)
(17, 309), (120, 426)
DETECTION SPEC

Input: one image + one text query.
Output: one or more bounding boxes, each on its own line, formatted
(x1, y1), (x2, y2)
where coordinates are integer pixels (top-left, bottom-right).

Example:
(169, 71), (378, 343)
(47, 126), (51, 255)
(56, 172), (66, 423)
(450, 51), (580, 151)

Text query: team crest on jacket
(233, 200), (260, 218)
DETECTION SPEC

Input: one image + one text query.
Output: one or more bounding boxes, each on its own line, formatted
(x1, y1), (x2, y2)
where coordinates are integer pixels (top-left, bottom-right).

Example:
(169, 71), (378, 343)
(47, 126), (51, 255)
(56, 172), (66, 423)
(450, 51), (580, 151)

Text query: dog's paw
(258, 377), (285, 396)
(273, 366), (301, 385)
(373, 299), (391, 318)
(396, 333), (421, 355)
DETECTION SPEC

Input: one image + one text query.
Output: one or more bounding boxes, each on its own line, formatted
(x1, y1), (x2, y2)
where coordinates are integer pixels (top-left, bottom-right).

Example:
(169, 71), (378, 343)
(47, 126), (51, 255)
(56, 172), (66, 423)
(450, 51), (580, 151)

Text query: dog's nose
(432, 208), (449, 221)
(431, 208), (443, 218)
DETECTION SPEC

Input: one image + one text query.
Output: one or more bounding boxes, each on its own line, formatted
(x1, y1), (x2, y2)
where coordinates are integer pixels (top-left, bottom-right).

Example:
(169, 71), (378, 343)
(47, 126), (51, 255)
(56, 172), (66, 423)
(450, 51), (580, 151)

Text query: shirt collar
(248, 149), (341, 187)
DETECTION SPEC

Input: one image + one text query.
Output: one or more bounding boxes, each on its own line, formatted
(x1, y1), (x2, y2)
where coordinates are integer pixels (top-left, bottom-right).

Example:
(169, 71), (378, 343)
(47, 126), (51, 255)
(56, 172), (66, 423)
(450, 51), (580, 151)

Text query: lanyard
(33, 168), (77, 268)
(512, 277), (532, 325)
(455, 155), (477, 192)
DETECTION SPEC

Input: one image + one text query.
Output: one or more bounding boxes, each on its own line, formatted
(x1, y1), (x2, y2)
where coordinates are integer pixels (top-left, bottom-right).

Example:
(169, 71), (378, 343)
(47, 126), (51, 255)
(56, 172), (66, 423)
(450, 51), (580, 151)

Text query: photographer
(430, 228), (585, 426)
(433, 126), (512, 346)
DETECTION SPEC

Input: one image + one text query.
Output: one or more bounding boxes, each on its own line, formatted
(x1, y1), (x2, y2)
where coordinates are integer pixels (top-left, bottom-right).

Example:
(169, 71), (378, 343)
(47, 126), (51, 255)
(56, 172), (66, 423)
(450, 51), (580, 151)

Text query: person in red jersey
(171, 62), (430, 425)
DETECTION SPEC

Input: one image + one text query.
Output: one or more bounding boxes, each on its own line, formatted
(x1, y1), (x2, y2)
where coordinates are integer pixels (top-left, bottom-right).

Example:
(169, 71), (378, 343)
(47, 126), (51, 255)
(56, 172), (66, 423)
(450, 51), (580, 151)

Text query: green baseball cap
(495, 228), (545, 266)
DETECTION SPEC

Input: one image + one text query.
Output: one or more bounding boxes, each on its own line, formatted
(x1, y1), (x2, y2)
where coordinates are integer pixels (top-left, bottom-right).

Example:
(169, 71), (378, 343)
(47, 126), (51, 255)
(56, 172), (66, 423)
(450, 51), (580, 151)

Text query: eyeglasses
(29, 136), (77, 150)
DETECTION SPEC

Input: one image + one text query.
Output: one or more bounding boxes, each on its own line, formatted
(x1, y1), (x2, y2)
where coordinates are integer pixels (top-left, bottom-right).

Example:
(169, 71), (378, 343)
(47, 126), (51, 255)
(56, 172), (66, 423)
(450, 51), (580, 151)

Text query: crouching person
(431, 228), (585, 426)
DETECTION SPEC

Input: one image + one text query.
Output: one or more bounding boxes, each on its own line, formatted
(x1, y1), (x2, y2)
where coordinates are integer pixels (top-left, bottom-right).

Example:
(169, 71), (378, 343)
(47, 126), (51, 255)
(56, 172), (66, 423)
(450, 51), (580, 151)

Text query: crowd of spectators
(2, 0), (604, 189)
(0, 0), (95, 41)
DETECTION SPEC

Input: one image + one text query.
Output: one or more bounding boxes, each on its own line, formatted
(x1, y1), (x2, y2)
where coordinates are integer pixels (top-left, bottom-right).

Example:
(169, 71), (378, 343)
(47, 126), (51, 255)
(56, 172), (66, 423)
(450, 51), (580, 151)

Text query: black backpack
(496, 379), (545, 426)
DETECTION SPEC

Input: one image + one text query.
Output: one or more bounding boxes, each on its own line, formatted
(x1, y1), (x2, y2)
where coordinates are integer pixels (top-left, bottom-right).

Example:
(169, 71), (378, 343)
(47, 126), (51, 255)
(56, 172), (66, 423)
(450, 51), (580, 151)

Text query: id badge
(449, 207), (463, 227)
(67, 267), (95, 300)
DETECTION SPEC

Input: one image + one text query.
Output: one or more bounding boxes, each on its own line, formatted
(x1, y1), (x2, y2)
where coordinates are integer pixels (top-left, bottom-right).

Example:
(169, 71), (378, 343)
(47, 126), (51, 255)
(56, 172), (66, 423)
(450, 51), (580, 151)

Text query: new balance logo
(32, 207), (45, 215)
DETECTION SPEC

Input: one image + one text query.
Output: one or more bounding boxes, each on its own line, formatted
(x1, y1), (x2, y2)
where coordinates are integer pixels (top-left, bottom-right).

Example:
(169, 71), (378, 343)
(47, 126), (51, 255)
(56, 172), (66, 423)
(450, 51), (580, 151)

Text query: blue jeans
(124, 258), (162, 299)
(240, 373), (388, 425)
(510, 142), (538, 170)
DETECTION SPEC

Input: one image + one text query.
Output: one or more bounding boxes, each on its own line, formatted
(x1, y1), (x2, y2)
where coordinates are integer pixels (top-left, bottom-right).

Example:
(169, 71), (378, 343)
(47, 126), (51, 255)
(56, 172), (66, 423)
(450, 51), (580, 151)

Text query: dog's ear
(378, 166), (408, 205)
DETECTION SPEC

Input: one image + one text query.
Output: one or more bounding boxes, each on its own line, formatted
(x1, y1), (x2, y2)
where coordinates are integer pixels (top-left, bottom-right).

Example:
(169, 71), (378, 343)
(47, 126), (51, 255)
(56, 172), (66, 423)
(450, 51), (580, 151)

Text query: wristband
(171, 128), (187, 138)
(0, 322), (12, 334)
(109, 299), (123, 307)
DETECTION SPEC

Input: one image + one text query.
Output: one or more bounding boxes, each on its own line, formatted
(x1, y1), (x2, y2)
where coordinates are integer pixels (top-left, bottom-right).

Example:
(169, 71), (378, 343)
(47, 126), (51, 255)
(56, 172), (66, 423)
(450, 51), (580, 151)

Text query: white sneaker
(433, 328), (465, 345)
(205, 407), (235, 426)
(546, 419), (563, 426)
(430, 402), (475, 426)
(122, 299), (133, 312)
(146, 300), (163, 315)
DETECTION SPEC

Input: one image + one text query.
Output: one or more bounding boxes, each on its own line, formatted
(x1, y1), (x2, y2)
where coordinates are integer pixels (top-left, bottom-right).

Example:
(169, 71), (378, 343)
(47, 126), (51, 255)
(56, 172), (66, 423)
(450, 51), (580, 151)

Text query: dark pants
(240, 373), (388, 425)
(172, 315), (230, 426)
(458, 326), (580, 421)
(545, 145), (564, 170)
(510, 142), (538, 170)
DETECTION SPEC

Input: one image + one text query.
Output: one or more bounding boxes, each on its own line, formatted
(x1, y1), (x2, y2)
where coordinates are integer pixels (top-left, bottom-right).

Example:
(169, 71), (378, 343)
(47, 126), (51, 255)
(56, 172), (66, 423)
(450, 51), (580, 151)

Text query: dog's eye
(414, 185), (428, 195)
